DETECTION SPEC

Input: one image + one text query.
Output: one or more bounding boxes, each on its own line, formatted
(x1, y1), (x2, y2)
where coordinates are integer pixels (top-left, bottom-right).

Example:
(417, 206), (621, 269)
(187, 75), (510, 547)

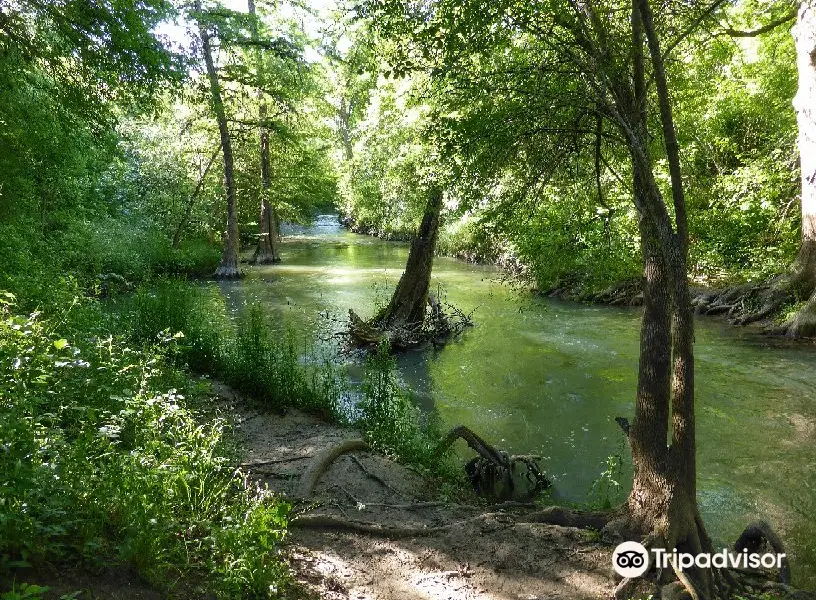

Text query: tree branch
(722, 10), (796, 37)
(662, 0), (730, 61)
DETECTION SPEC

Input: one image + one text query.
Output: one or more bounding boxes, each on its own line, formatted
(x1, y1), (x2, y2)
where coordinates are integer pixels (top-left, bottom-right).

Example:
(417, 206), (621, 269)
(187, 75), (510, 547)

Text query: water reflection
(216, 215), (816, 586)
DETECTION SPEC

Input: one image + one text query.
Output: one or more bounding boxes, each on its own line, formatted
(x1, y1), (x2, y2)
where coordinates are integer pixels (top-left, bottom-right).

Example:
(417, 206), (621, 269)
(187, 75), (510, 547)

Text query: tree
(173, 142), (222, 249)
(247, 0), (281, 264)
(360, 0), (742, 596)
(375, 185), (443, 328)
(0, 0), (181, 226)
(787, 0), (816, 335)
(194, 0), (242, 278)
(791, 1), (816, 285)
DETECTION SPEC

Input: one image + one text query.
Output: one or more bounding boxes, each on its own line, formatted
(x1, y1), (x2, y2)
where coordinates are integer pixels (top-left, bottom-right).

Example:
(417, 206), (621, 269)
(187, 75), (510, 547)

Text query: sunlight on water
(217, 215), (816, 585)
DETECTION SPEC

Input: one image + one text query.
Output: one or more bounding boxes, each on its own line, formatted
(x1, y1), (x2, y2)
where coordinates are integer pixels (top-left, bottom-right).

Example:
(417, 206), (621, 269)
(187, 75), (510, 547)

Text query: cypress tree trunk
(786, 1), (816, 337)
(375, 185), (443, 329)
(791, 0), (816, 289)
(195, 0), (241, 279)
(247, 0), (280, 265)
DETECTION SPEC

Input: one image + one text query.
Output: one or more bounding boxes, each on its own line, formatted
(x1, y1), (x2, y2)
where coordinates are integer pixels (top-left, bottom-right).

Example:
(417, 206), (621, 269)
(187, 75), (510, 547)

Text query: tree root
(435, 424), (550, 501)
(607, 510), (792, 600)
(784, 289), (816, 338)
(291, 504), (614, 540)
(290, 509), (515, 538)
(298, 439), (370, 498)
(240, 455), (312, 468)
(347, 291), (474, 351)
(734, 520), (790, 584)
(524, 506), (614, 530)
(349, 455), (408, 498)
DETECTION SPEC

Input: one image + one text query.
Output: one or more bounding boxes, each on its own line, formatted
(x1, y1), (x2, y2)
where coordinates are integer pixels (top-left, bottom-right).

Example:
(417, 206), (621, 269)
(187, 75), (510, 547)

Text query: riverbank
(541, 275), (816, 341)
(338, 213), (809, 336)
(213, 380), (622, 600)
(12, 366), (813, 599)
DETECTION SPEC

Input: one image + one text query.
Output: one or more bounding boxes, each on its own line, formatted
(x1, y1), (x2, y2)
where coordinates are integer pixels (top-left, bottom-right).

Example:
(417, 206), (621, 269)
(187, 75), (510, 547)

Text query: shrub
(0, 294), (292, 598)
(128, 281), (343, 419)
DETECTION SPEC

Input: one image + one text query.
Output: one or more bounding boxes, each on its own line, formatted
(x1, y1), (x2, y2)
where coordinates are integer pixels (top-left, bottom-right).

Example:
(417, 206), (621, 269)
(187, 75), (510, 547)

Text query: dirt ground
(12, 380), (809, 600)
(217, 382), (620, 600)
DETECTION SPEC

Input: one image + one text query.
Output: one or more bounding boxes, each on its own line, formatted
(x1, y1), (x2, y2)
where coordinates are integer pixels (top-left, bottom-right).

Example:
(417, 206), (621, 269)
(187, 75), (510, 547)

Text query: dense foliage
(1, 0), (813, 595)
(335, 1), (802, 292)
(0, 294), (290, 597)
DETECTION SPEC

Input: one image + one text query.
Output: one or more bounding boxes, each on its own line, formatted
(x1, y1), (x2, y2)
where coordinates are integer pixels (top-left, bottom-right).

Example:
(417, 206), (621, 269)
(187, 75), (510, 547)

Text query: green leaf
(53, 339), (69, 350)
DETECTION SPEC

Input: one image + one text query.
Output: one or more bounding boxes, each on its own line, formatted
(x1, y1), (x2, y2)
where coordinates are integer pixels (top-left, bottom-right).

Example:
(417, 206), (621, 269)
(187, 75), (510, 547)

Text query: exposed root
(606, 508), (794, 600)
(298, 439), (369, 498)
(290, 510), (514, 539)
(214, 264), (243, 279)
(613, 576), (637, 600)
(735, 520), (791, 584)
(290, 515), (449, 538)
(347, 290), (474, 351)
(784, 289), (816, 338)
(248, 253), (281, 265)
(435, 424), (550, 501)
(524, 506), (614, 530)
(291, 504), (610, 539)
(689, 275), (816, 337)
(349, 455), (408, 498)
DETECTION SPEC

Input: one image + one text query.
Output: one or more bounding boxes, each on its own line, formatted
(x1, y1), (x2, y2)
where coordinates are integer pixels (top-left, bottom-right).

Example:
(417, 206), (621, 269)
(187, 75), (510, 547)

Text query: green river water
(215, 215), (816, 586)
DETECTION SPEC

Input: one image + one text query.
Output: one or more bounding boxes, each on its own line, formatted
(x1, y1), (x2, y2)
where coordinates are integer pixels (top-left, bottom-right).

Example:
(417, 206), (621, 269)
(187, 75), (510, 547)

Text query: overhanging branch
(722, 10), (796, 37)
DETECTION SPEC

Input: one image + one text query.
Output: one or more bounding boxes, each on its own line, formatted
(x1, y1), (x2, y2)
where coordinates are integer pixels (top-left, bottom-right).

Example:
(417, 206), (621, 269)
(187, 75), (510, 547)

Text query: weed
(0, 297), (292, 598)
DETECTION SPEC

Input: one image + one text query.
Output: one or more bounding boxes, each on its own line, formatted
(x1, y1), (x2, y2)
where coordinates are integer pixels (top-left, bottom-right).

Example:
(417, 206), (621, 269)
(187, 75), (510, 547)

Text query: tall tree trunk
(247, 0), (280, 265)
(375, 185), (443, 328)
(338, 98), (354, 161)
(610, 3), (714, 598)
(785, 1), (816, 337)
(791, 0), (816, 290)
(195, 0), (241, 279)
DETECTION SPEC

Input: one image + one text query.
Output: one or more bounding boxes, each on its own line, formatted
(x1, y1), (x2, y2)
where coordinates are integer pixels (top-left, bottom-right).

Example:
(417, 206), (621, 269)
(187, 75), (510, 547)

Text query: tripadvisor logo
(612, 541), (787, 578)
(612, 541), (650, 578)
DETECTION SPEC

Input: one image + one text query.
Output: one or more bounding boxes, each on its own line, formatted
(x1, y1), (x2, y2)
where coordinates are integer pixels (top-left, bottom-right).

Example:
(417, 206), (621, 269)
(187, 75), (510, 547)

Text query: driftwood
(298, 439), (370, 498)
(436, 424), (550, 501)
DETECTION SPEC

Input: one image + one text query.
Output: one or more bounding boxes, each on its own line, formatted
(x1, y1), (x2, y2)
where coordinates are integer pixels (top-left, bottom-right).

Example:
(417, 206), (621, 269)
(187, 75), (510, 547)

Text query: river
(216, 214), (816, 586)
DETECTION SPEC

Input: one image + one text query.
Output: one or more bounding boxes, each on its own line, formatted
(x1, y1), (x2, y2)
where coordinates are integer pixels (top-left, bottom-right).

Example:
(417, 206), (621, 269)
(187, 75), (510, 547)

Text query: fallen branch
(298, 439), (370, 498)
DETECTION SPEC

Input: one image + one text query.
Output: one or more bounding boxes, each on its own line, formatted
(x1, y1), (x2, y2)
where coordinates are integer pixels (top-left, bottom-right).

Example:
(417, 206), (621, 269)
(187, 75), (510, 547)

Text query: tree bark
(247, 0), (281, 265)
(338, 97), (354, 161)
(375, 185), (443, 329)
(195, 0), (241, 279)
(791, 1), (816, 290)
(609, 3), (713, 598)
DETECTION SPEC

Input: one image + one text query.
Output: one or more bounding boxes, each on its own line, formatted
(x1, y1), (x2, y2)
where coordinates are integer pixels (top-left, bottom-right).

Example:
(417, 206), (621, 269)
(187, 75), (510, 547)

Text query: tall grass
(128, 281), (457, 479)
(129, 280), (343, 419)
(357, 342), (458, 480)
(0, 294), (292, 598)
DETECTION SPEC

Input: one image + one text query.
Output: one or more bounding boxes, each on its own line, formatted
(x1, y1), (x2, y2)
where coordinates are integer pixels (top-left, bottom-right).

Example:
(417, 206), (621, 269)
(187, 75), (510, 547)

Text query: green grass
(0, 294), (293, 598)
(127, 280), (344, 419)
